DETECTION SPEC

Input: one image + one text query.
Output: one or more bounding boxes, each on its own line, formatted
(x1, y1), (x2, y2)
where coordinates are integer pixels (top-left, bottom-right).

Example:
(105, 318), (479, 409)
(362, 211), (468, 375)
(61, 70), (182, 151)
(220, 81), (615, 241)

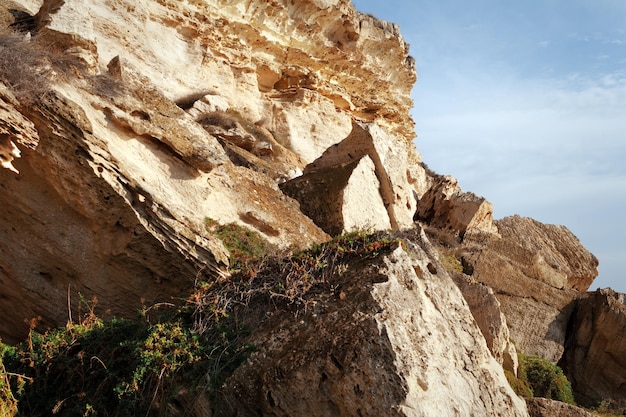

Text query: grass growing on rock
(1, 231), (400, 416)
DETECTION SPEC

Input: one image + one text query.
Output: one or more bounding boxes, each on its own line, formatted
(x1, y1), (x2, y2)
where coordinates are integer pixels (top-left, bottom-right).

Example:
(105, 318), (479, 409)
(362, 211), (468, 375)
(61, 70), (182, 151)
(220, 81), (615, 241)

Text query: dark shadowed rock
(561, 289), (626, 406)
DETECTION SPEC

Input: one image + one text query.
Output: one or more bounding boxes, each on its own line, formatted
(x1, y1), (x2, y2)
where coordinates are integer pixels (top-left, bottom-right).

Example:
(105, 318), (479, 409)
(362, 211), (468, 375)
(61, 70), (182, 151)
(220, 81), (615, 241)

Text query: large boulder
(218, 232), (529, 417)
(461, 215), (599, 362)
(416, 175), (499, 239)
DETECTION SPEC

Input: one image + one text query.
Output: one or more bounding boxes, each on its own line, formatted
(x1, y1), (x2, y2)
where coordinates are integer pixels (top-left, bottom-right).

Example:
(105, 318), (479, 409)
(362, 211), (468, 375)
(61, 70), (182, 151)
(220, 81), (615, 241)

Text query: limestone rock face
(525, 398), (596, 417)
(282, 122), (424, 234)
(416, 175), (499, 239)
(561, 289), (626, 406)
(219, 236), (528, 417)
(29, 0), (416, 144)
(461, 215), (599, 362)
(0, 0), (427, 342)
(283, 124), (425, 234)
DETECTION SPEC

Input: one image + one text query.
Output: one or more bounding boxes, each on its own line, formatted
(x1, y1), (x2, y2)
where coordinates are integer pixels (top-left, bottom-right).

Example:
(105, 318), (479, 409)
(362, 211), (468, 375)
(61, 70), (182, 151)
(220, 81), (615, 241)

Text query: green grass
(205, 218), (272, 270)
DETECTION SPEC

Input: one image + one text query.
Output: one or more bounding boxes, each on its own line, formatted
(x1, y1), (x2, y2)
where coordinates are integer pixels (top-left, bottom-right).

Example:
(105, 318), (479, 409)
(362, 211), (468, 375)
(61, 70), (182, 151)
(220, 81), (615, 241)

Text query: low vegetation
(506, 352), (575, 405)
(0, 27), (123, 106)
(589, 400), (626, 417)
(1, 230), (399, 416)
(0, 28), (84, 104)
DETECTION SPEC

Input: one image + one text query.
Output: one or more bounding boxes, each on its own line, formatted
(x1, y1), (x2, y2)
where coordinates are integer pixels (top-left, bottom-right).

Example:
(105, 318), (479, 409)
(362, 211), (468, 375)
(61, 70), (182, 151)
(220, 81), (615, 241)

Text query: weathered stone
(303, 122), (422, 230)
(453, 275), (519, 375)
(461, 215), (598, 362)
(219, 237), (529, 417)
(526, 398), (596, 417)
(561, 289), (626, 406)
(35, 0), (99, 71)
(416, 174), (499, 239)
(281, 155), (391, 235)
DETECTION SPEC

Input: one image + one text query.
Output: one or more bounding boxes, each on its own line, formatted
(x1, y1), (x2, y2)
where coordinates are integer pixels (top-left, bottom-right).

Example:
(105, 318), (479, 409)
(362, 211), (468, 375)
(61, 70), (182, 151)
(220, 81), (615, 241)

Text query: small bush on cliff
(0, 28), (87, 105)
(507, 352), (575, 405)
(523, 354), (575, 404)
(189, 229), (400, 334)
(2, 231), (399, 416)
(0, 343), (18, 417)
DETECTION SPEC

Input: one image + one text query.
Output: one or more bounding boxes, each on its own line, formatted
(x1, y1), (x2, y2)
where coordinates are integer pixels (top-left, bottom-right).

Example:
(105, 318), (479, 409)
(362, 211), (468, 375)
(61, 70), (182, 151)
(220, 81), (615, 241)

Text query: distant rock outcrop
(561, 289), (626, 406)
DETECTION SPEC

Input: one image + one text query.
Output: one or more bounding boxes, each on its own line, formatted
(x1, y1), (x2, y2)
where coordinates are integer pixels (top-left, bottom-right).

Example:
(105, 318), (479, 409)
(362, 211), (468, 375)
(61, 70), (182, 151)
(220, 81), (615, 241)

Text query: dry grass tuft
(0, 28), (87, 104)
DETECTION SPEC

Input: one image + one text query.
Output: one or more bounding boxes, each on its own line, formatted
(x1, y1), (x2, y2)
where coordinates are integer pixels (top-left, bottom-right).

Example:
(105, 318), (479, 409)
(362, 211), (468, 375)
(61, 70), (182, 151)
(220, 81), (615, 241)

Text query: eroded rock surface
(219, 235), (528, 417)
(281, 154), (391, 235)
(453, 275), (518, 375)
(561, 289), (626, 406)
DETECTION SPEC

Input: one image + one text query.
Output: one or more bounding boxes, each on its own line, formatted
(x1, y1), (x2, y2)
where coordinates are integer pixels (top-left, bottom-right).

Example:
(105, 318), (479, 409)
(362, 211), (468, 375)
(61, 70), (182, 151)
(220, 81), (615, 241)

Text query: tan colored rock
(453, 275), (519, 375)
(30, 0), (416, 139)
(270, 87), (353, 163)
(0, 82), (37, 173)
(35, 0), (98, 71)
(561, 289), (626, 406)
(304, 122), (421, 230)
(0, 68), (327, 344)
(416, 175), (499, 239)
(281, 155), (391, 235)
(461, 215), (599, 362)
(496, 216), (598, 292)
(526, 398), (596, 417)
(219, 236), (528, 417)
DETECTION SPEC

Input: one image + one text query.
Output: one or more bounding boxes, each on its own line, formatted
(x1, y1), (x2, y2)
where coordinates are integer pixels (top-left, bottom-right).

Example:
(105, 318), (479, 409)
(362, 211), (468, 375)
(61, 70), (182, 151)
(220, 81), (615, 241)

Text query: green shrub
(523, 354), (575, 404)
(0, 342), (18, 417)
(1, 311), (252, 416)
(505, 369), (533, 398)
(507, 353), (575, 404)
(2, 231), (399, 416)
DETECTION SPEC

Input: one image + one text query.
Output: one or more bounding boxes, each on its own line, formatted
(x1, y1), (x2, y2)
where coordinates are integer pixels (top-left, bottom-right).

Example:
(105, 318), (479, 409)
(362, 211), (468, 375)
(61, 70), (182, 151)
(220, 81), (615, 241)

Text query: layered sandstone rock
(218, 235), (529, 417)
(461, 215), (599, 362)
(561, 289), (626, 406)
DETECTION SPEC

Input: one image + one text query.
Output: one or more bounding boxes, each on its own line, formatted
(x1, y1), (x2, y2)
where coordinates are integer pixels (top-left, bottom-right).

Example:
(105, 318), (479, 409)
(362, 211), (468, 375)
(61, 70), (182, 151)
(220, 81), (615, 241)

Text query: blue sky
(352, 0), (626, 293)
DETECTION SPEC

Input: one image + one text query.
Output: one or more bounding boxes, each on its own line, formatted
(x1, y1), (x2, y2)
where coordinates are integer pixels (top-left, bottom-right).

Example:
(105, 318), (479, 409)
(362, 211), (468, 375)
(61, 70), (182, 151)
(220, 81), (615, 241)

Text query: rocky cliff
(0, 0), (623, 415)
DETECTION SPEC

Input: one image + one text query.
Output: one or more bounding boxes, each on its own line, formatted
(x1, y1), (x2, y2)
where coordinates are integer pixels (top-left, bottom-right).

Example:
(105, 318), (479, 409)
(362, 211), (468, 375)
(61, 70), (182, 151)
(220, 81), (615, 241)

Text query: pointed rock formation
(416, 175), (499, 239)
(280, 154), (391, 235)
